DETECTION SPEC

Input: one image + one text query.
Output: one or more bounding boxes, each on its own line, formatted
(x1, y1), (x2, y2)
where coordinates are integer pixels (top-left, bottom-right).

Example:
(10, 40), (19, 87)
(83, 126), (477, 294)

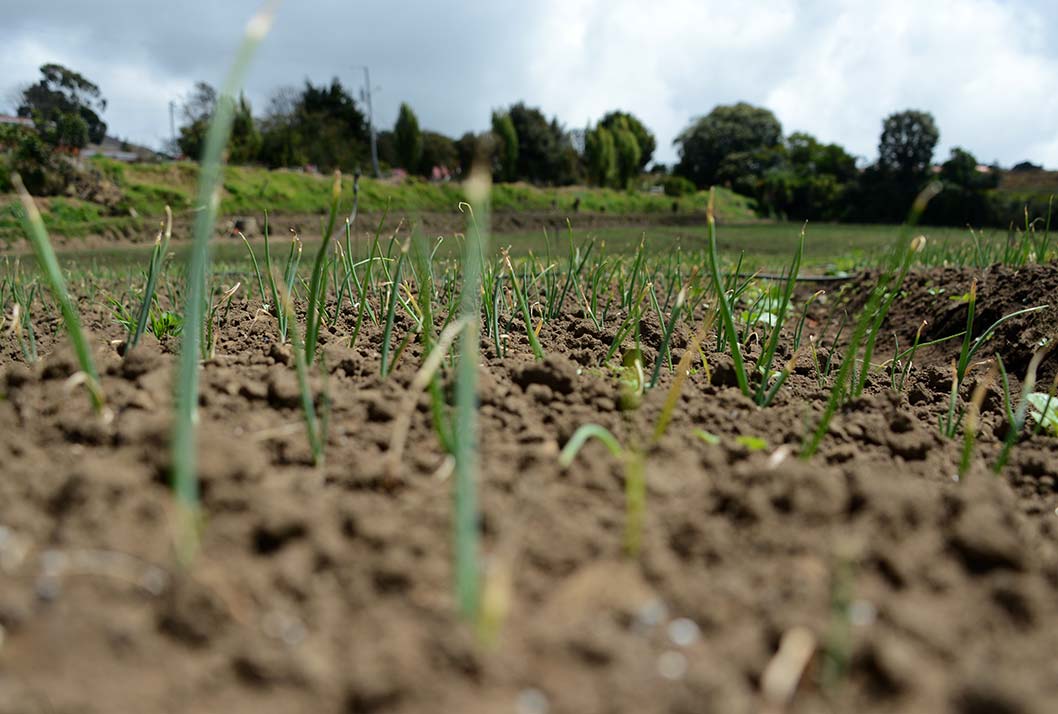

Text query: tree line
(3, 63), (1049, 228)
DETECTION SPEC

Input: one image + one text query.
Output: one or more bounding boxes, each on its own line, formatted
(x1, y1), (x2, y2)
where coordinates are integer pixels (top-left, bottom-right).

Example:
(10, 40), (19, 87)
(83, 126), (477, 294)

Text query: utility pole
(358, 66), (381, 178)
(168, 100), (177, 153)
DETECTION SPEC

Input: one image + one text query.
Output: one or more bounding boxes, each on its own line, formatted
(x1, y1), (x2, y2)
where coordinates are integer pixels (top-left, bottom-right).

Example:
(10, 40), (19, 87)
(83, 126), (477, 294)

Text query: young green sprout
(453, 170), (490, 621)
(560, 307), (716, 557)
(705, 188), (750, 396)
(959, 364), (995, 478)
(276, 271), (325, 466)
(170, 1), (276, 563)
(129, 206), (173, 350)
(13, 174), (104, 412)
(995, 342), (1053, 472)
(304, 170), (343, 366)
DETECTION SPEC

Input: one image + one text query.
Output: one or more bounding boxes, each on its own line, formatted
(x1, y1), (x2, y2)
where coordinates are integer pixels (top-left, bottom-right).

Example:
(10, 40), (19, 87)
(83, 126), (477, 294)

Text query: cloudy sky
(3, 0), (1057, 168)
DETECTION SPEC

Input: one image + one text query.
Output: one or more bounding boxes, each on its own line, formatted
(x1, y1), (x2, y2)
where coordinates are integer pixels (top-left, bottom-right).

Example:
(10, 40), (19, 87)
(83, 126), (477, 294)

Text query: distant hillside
(0, 160), (758, 244)
(998, 168), (1058, 194)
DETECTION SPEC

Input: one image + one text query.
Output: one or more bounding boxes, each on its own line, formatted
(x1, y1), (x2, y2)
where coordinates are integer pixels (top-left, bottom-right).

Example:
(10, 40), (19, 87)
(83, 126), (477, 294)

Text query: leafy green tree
(490, 111), (518, 182)
(878, 109), (939, 181)
(229, 95), (260, 163)
(257, 88), (307, 168)
(455, 132), (482, 177)
(0, 124), (70, 194)
(599, 110), (655, 170)
(940, 147), (997, 190)
(292, 78), (370, 171)
(394, 102), (423, 172)
(920, 147), (1000, 226)
(176, 83), (259, 163)
(18, 63), (107, 147)
(674, 102), (782, 188)
(176, 82), (217, 159)
(662, 175), (696, 197)
(584, 125), (617, 187)
(419, 131), (458, 175)
(785, 132), (857, 182)
(505, 103), (578, 185)
(256, 79), (370, 171)
(754, 133), (858, 220)
(716, 146), (785, 199)
(610, 117), (642, 188)
(849, 109), (941, 222)
(375, 130), (397, 168)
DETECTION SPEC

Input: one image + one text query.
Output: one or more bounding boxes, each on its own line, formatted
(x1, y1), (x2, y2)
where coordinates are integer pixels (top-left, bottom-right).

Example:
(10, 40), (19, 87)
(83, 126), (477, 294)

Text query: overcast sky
(3, 0), (1057, 168)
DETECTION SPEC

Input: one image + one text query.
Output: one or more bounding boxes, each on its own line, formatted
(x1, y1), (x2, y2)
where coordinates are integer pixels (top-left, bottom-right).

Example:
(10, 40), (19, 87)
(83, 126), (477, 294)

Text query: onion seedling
(380, 241), (408, 377)
(304, 170), (342, 365)
(276, 272), (324, 466)
(751, 225), (805, 405)
(706, 189), (750, 396)
(995, 343), (1052, 472)
(939, 279), (1045, 438)
(502, 249), (545, 360)
(129, 207), (173, 350)
(959, 366), (995, 478)
(453, 172), (489, 621)
(171, 1), (276, 562)
(13, 175), (103, 411)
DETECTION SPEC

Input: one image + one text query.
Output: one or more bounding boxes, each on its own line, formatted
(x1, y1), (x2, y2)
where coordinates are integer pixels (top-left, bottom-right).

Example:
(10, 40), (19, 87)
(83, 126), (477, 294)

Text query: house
(0, 114), (34, 129)
(81, 136), (162, 163)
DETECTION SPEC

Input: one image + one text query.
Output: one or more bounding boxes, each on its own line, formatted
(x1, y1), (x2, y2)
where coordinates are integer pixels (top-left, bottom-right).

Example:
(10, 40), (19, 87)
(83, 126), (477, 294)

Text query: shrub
(663, 175), (696, 197)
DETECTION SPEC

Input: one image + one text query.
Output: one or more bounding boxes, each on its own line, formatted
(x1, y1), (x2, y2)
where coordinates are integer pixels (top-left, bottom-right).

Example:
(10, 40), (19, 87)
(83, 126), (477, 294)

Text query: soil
(2, 263), (1058, 714)
(1, 209), (728, 253)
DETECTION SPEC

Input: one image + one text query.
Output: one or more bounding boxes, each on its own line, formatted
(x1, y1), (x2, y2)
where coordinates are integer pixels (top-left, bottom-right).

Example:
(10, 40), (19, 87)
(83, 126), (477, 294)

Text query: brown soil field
(1, 263), (1057, 714)
(1, 209), (731, 253)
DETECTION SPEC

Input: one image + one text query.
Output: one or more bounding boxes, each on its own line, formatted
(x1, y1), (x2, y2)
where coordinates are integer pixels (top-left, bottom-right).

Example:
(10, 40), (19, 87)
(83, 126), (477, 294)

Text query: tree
(176, 83), (259, 163)
(940, 147), (997, 191)
(0, 123), (70, 194)
(394, 103), (423, 172)
(229, 94), (261, 163)
(419, 131), (458, 176)
(503, 103), (577, 185)
(176, 82), (217, 159)
(257, 87), (306, 168)
(18, 63), (107, 148)
(257, 79), (370, 172)
(761, 133), (859, 220)
(785, 132), (857, 183)
(599, 110), (655, 170)
(878, 109), (939, 181)
(674, 103), (782, 188)
(855, 109), (941, 222)
(490, 111), (518, 182)
(609, 115), (642, 188)
(455, 132), (482, 176)
(584, 125), (617, 187)
(293, 78), (370, 171)
(921, 147), (1000, 226)
(375, 130), (397, 168)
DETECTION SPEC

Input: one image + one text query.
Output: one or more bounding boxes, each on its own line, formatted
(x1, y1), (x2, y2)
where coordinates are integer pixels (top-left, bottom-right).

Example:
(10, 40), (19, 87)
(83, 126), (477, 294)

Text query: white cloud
(2, 0), (1057, 168)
